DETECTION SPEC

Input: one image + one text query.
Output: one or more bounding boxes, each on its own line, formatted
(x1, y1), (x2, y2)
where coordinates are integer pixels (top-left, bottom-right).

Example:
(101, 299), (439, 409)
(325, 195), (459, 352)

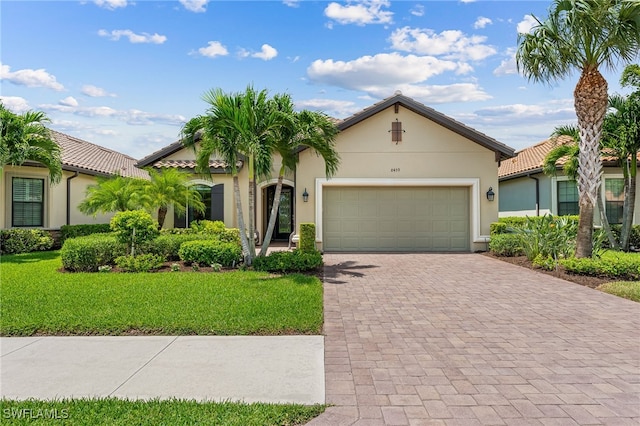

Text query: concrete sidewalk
(0, 335), (324, 404)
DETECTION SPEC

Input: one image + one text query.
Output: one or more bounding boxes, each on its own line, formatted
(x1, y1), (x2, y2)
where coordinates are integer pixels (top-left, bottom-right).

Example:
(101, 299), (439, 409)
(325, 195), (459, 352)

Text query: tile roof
(49, 130), (149, 179)
(151, 159), (241, 171)
(499, 136), (630, 180)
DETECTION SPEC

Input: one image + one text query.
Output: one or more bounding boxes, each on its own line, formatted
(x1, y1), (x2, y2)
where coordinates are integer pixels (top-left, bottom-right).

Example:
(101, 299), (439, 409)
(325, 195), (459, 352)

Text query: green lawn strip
(1, 252), (322, 336)
(596, 281), (640, 302)
(0, 398), (325, 426)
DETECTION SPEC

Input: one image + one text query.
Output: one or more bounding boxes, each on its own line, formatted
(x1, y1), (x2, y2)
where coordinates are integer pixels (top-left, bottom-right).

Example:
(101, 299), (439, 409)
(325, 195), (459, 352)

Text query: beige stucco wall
(295, 105), (501, 252)
(2, 166), (115, 229)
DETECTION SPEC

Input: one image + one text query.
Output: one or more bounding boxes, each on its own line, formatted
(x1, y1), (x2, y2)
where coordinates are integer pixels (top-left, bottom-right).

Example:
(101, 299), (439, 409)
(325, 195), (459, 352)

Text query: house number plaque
(391, 168), (400, 172)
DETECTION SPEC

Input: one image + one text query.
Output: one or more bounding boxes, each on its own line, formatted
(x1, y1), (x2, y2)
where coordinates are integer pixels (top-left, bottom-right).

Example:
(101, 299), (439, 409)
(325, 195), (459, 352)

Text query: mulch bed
(482, 252), (611, 289)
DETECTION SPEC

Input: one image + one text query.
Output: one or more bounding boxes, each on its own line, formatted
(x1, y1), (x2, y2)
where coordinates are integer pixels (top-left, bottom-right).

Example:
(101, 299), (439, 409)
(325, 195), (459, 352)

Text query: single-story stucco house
(1, 130), (149, 230)
(137, 93), (515, 252)
(498, 136), (639, 225)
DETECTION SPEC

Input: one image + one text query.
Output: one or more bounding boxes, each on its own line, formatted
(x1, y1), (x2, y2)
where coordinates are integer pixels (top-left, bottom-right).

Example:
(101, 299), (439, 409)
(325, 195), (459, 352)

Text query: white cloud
(39, 103), (187, 127)
(324, 0), (393, 26)
(94, 0), (128, 10)
(517, 15), (538, 34)
(389, 27), (496, 61)
(283, 0), (300, 7)
(308, 53), (464, 90)
(295, 98), (360, 117)
(98, 29), (167, 44)
(0, 63), (64, 91)
(82, 85), (117, 97)
(252, 44), (278, 61)
(367, 83), (492, 104)
(410, 4), (424, 17)
(474, 16), (492, 29)
(59, 96), (78, 107)
(179, 0), (209, 13)
(493, 48), (518, 76)
(0, 96), (30, 113)
(466, 99), (575, 125)
(196, 41), (229, 58)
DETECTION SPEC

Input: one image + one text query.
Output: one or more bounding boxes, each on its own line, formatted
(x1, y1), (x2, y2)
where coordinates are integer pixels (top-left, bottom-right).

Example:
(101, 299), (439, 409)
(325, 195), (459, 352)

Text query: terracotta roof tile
(50, 130), (149, 179)
(151, 159), (238, 169)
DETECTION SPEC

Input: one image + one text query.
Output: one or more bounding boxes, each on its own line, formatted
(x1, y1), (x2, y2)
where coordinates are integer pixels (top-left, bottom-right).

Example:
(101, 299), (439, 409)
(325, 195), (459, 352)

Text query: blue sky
(1, 0), (632, 159)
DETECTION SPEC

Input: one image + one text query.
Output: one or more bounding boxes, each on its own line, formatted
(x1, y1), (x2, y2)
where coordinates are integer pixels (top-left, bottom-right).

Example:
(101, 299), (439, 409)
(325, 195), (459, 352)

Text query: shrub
(142, 233), (214, 261)
(115, 254), (165, 273)
(299, 223), (316, 253)
(61, 234), (126, 272)
(0, 229), (54, 254)
(178, 240), (243, 267)
(253, 249), (323, 273)
(561, 251), (640, 280)
(513, 214), (576, 261)
(489, 234), (524, 257)
(490, 222), (508, 235)
(110, 210), (159, 255)
(190, 220), (241, 244)
(60, 224), (111, 242)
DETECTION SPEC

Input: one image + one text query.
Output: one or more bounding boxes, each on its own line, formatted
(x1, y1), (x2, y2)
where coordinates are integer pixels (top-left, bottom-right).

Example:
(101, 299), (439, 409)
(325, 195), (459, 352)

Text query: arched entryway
(263, 184), (294, 241)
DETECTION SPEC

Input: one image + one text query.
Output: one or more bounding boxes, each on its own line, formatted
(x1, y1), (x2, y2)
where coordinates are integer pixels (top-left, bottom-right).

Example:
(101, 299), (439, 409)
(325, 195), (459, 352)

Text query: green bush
(142, 233), (214, 261)
(561, 251), (640, 280)
(110, 210), (159, 255)
(191, 220), (241, 244)
(0, 229), (54, 254)
(61, 234), (126, 272)
(60, 224), (111, 242)
(489, 234), (524, 257)
(513, 214), (577, 261)
(178, 240), (243, 267)
(115, 253), (165, 272)
(299, 223), (316, 253)
(490, 222), (508, 235)
(253, 249), (323, 273)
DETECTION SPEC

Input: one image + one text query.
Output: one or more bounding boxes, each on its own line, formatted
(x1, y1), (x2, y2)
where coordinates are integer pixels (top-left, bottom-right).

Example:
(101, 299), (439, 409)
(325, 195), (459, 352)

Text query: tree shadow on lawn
(322, 260), (379, 284)
(0, 250), (60, 264)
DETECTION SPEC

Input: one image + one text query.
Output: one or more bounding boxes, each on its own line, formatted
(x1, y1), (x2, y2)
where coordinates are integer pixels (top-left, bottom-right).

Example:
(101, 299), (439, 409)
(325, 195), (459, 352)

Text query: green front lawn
(0, 252), (323, 336)
(597, 281), (640, 302)
(0, 398), (325, 425)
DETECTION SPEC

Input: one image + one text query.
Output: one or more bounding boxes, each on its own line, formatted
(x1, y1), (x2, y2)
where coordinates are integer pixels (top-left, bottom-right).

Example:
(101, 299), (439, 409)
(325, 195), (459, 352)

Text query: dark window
(174, 184), (224, 228)
(12, 177), (44, 227)
(605, 178), (624, 224)
(557, 180), (579, 216)
(391, 121), (403, 143)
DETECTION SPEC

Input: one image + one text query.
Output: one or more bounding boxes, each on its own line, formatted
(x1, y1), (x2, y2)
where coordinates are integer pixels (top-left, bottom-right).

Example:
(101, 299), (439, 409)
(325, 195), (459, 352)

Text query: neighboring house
(498, 136), (639, 225)
(138, 93), (515, 252)
(1, 130), (149, 230)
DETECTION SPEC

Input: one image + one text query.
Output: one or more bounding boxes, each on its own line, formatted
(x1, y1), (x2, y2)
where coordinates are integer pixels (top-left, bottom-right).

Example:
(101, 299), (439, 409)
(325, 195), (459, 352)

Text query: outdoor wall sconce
(302, 188), (309, 202)
(486, 187), (495, 202)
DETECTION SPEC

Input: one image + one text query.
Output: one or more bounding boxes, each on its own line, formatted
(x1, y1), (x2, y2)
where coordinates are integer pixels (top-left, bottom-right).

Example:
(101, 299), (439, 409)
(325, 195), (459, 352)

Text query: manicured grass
(597, 281), (640, 302)
(0, 252), (323, 336)
(0, 398), (325, 425)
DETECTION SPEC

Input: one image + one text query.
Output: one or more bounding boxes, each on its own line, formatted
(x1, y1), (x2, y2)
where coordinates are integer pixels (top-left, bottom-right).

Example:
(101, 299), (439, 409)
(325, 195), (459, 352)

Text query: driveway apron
(309, 253), (640, 426)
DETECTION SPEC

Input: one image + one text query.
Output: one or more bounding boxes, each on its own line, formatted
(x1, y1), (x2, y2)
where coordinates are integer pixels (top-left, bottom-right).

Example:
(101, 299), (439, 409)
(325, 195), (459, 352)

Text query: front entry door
(266, 186), (293, 241)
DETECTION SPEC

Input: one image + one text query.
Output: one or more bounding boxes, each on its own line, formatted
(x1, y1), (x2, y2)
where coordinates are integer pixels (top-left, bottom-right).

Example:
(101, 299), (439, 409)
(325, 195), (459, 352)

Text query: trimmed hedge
(178, 240), (243, 267)
(0, 229), (54, 254)
(142, 234), (216, 261)
(561, 252), (640, 280)
(253, 249), (323, 273)
(61, 234), (126, 272)
(115, 254), (165, 273)
(299, 223), (316, 253)
(60, 224), (111, 242)
(488, 233), (524, 257)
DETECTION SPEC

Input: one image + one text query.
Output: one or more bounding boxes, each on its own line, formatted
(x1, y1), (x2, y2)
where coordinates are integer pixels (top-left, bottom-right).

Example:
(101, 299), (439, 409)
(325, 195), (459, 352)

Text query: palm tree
(142, 168), (206, 229)
(78, 174), (147, 215)
(259, 95), (340, 256)
(0, 103), (62, 184)
(542, 125), (618, 248)
(602, 64), (640, 249)
(516, 0), (640, 258)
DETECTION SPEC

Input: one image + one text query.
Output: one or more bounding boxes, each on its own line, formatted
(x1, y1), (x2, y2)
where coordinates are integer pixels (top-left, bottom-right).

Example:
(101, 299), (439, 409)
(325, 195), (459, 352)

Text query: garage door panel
(323, 187), (470, 252)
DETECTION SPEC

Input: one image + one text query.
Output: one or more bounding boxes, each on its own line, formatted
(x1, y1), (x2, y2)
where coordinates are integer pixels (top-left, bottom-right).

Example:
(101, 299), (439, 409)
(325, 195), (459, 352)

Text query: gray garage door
(323, 187), (470, 252)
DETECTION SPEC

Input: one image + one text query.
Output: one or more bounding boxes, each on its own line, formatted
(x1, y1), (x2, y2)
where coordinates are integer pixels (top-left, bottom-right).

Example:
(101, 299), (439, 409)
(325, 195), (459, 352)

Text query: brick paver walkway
(308, 253), (640, 426)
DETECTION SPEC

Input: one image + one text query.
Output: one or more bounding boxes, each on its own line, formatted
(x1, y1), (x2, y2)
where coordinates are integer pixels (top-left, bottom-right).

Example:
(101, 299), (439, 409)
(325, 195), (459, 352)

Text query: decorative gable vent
(390, 119), (404, 144)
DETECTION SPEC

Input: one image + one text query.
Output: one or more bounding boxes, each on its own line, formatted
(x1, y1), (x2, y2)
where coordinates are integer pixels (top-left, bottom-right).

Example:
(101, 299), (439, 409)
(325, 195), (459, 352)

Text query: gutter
(66, 171), (79, 225)
(528, 174), (540, 216)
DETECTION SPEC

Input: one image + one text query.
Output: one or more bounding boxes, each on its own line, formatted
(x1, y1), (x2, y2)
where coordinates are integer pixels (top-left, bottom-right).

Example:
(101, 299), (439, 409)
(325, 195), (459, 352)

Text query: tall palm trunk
(233, 174), (251, 264)
(157, 206), (167, 230)
(620, 154), (637, 250)
(260, 167), (285, 257)
(247, 156), (256, 265)
(574, 67), (608, 258)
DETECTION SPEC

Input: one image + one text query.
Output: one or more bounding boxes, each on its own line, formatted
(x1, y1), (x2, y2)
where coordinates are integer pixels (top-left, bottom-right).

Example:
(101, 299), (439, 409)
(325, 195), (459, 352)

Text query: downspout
(66, 171), (79, 225)
(528, 174), (540, 216)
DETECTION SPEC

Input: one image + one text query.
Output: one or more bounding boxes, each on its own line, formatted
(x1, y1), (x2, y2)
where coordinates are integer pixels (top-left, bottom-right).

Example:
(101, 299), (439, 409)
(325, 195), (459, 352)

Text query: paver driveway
(309, 253), (640, 426)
